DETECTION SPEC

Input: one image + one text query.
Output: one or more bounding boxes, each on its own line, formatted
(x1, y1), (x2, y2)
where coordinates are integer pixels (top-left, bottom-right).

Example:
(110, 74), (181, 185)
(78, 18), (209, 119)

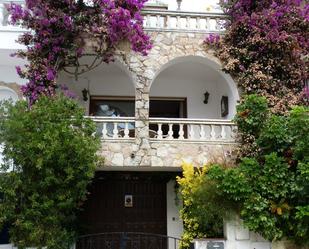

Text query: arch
(113, 58), (136, 88)
(0, 86), (19, 102)
(150, 55), (239, 103)
(149, 55), (240, 119)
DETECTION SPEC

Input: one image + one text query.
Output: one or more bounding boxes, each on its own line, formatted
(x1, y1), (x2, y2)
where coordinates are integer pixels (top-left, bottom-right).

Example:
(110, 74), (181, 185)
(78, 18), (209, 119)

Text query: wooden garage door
(79, 172), (167, 236)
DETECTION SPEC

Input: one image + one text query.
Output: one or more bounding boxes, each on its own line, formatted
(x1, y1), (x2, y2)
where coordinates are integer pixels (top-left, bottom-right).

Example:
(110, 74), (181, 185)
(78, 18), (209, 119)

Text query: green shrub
(179, 104), (309, 246)
(234, 94), (269, 137)
(0, 95), (100, 249)
(257, 115), (290, 155)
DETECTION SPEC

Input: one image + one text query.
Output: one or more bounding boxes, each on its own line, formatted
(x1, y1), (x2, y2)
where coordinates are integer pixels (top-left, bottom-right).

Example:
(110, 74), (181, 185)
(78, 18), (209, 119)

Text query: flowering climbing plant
(205, 0), (309, 113)
(8, 0), (152, 104)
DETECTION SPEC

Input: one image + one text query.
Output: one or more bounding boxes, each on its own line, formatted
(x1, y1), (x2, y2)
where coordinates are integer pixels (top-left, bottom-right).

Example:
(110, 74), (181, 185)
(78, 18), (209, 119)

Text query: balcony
(91, 116), (237, 168)
(0, 1), (237, 169)
(0, 0), (227, 51)
(90, 116), (236, 143)
(142, 9), (227, 33)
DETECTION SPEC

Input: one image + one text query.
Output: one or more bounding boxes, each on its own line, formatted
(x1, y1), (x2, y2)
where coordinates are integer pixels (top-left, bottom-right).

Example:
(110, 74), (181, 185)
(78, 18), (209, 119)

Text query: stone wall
(99, 140), (236, 167)
(111, 31), (239, 167)
(0, 31), (239, 169)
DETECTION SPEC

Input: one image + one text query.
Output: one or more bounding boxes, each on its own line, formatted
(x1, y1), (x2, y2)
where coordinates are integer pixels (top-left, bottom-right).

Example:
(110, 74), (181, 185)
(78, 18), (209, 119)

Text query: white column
(112, 122), (118, 139)
(157, 123), (163, 139)
(102, 123), (108, 139)
(123, 122), (130, 138)
(167, 124), (174, 139)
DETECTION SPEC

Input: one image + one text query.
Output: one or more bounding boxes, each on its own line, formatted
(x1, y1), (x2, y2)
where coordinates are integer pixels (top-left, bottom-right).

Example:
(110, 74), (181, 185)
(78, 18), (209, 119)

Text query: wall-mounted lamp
(204, 91), (210, 104)
(221, 96), (229, 117)
(82, 88), (89, 102)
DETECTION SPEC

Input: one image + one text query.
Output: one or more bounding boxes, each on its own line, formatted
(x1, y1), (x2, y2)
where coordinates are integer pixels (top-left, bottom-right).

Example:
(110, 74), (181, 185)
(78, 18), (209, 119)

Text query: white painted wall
(151, 61), (236, 119)
(195, 218), (272, 249)
(0, 65), (25, 85)
(59, 59), (237, 119)
(0, 245), (14, 249)
(224, 218), (271, 249)
(0, 55), (238, 121)
(167, 180), (183, 249)
(0, 31), (25, 50)
(58, 62), (135, 114)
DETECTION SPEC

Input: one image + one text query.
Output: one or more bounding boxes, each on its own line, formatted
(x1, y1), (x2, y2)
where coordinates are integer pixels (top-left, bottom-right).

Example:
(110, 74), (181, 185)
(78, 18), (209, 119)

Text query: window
(90, 96), (135, 117)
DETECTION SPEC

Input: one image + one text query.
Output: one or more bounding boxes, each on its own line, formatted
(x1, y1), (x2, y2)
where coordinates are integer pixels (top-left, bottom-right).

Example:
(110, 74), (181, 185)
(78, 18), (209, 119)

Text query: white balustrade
(82, 117), (238, 143)
(88, 117), (135, 141)
(142, 9), (227, 33)
(0, 1), (228, 34)
(149, 118), (237, 143)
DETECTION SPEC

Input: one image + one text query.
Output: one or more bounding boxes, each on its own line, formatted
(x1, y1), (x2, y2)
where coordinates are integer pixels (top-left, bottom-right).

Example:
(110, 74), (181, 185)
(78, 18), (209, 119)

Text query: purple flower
(15, 66), (22, 76)
(204, 34), (221, 45)
(303, 86), (309, 99)
(47, 68), (56, 81)
(8, 0), (152, 104)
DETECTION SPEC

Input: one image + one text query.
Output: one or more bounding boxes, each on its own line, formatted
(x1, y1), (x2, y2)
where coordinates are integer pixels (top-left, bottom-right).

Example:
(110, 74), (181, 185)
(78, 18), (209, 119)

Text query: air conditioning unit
(194, 239), (225, 249)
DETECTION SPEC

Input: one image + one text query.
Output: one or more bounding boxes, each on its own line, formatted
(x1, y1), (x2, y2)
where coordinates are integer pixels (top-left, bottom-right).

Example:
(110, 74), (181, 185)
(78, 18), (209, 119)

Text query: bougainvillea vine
(205, 0), (309, 113)
(8, 0), (152, 104)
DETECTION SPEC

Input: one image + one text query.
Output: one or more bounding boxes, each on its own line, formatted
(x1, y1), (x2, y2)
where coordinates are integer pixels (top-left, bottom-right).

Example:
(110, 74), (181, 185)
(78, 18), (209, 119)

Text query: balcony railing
(142, 9), (227, 33)
(89, 117), (237, 144)
(0, 1), (227, 34)
(149, 118), (236, 143)
(89, 116), (136, 141)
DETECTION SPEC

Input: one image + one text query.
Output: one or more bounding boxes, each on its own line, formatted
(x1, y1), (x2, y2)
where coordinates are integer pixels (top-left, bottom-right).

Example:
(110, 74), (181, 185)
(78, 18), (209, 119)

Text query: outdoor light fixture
(176, 0), (182, 10)
(221, 96), (229, 117)
(204, 91), (210, 104)
(82, 88), (89, 102)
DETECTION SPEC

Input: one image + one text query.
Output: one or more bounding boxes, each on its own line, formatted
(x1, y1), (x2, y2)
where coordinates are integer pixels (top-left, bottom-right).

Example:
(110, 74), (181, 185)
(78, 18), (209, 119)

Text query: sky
(147, 0), (222, 12)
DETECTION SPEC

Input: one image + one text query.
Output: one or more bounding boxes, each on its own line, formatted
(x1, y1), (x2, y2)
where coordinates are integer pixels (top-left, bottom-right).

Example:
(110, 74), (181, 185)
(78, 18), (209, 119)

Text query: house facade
(0, 1), (273, 249)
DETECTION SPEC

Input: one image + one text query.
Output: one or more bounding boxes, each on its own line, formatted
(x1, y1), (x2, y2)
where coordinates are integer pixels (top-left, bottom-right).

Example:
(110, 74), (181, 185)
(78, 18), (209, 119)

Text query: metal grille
(77, 232), (182, 249)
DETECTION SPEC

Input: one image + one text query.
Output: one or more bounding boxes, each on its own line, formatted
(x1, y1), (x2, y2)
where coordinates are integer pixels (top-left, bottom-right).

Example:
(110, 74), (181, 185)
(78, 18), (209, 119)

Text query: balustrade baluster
(179, 124), (184, 139)
(189, 125), (195, 139)
(168, 124), (174, 139)
(102, 123), (108, 139)
(176, 16), (181, 29)
(215, 18), (221, 31)
(124, 122), (129, 139)
(231, 125), (237, 139)
(157, 123), (163, 139)
(196, 17), (201, 30)
(186, 16), (190, 29)
(206, 17), (210, 31)
(166, 15), (171, 29)
(146, 14), (151, 27)
(200, 125), (206, 140)
(210, 125), (216, 140)
(113, 122), (118, 139)
(156, 15), (161, 28)
(220, 125), (226, 140)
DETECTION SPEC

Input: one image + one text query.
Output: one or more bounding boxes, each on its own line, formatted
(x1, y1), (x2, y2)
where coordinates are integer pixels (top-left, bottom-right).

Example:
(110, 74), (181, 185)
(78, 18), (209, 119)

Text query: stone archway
(150, 55), (239, 119)
(124, 32), (239, 114)
(119, 32), (240, 166)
